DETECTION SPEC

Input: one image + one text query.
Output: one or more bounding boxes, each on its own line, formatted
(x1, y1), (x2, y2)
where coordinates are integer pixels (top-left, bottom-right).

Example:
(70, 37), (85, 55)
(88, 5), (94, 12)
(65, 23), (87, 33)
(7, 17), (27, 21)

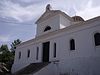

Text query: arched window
(70, 39), (75, 50)
(94, 33), (100, 46)
(44, 26), (51, 32)
(27, 49), (30, 58)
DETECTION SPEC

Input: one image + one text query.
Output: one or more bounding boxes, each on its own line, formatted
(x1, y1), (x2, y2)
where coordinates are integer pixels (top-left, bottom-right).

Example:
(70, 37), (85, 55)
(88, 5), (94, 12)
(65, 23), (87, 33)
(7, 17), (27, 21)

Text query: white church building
(11, 4), (100, 75)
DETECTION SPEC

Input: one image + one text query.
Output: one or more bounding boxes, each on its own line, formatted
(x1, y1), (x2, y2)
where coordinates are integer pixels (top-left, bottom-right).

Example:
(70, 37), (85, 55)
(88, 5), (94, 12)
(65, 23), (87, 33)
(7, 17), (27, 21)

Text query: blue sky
(0, 0), (100, 48)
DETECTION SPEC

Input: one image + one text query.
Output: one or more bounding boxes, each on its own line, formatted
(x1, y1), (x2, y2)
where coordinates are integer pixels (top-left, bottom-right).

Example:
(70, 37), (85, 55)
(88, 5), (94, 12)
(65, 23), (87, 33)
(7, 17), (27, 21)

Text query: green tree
(0, 44), (9, 52)
(0, 45), (12, 63)
(10, 39), (21, 53)
(0, 39), (22, 74)
(0, 44), (14, 74)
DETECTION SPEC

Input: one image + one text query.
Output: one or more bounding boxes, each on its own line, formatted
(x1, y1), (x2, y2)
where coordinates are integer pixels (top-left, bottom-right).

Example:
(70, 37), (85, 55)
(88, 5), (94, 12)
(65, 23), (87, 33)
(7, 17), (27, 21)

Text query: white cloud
(0, 35), (11, 48)
(76, 0), (100, 20)
(0, 36), (10, 42)
(0, 0), (44, 22)
(19, 0), (43, 3)
(49, 0), (100, 20)
(20, 0), (34, 3)
(0, 0), (100, 22)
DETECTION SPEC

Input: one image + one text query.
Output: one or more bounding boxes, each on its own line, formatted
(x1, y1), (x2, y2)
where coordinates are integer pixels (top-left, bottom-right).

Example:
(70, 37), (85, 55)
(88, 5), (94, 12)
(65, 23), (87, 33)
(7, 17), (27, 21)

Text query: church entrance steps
(13, 62), (50, 75)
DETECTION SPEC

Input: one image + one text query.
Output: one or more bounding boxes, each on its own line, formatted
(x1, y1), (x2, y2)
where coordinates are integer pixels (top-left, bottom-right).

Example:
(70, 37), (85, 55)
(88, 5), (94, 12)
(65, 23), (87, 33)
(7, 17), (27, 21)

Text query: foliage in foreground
(0, 39), (21, 74)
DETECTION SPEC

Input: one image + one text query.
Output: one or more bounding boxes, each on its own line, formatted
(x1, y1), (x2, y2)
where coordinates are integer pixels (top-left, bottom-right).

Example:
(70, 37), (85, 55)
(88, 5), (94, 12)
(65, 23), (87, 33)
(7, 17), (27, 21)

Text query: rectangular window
(94, 33), (100, 46)
(70, 39), (75, 50)
(27, 49), (30, 58)
(36, 47), (39, 60)
(19, 51), (21, 59)
(54, 43), (56, 58)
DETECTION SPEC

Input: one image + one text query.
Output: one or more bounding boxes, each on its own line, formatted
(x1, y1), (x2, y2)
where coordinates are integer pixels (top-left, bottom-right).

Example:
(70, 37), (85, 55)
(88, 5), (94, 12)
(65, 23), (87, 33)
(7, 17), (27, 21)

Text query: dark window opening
(94, 33), (100, 46)
(54, 43), (56, 58)
(44, 26), (51, 32)
(70, 39), (75, 50)
(42, 42), (50, 62)
(36, 47), (39, 60)
(27, 49), (30, 58)
(19, 51), (21, 59)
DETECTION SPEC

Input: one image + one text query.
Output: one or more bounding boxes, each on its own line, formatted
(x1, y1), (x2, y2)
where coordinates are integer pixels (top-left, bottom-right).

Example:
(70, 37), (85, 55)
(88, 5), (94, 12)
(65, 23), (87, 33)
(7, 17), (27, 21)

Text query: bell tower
(35, 4), (72, 37)
(35, 4), (60, 37)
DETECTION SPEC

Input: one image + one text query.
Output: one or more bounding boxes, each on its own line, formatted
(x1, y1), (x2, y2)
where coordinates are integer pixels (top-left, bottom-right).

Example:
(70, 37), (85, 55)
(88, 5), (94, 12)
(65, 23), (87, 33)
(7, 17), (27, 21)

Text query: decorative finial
(46, 4), (51, 12)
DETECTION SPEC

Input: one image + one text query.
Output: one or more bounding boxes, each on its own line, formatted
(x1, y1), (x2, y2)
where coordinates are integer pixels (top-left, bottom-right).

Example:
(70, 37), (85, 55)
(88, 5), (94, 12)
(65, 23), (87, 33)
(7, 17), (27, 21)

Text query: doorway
(42, 42), (50, 62)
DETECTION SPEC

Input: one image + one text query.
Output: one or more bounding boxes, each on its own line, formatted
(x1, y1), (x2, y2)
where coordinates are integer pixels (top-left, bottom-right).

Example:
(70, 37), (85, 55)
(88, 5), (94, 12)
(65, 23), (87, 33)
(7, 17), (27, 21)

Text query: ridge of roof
(35, 10), (73, 24)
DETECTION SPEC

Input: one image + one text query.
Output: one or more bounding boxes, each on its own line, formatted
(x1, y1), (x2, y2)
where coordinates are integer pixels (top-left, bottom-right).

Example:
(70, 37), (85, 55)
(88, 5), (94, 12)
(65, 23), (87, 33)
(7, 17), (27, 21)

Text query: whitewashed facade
(11, 4), (100, 75)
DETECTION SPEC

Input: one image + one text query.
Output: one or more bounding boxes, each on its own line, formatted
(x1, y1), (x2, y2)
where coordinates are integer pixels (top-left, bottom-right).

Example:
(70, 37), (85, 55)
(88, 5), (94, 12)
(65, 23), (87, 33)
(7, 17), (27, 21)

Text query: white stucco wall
(36, 14), (60, 36)
(60, 14), (71, 29)
(56, 22), (100, 75)
(12, 16), (100, 75)
(11, 42), (43, 73)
